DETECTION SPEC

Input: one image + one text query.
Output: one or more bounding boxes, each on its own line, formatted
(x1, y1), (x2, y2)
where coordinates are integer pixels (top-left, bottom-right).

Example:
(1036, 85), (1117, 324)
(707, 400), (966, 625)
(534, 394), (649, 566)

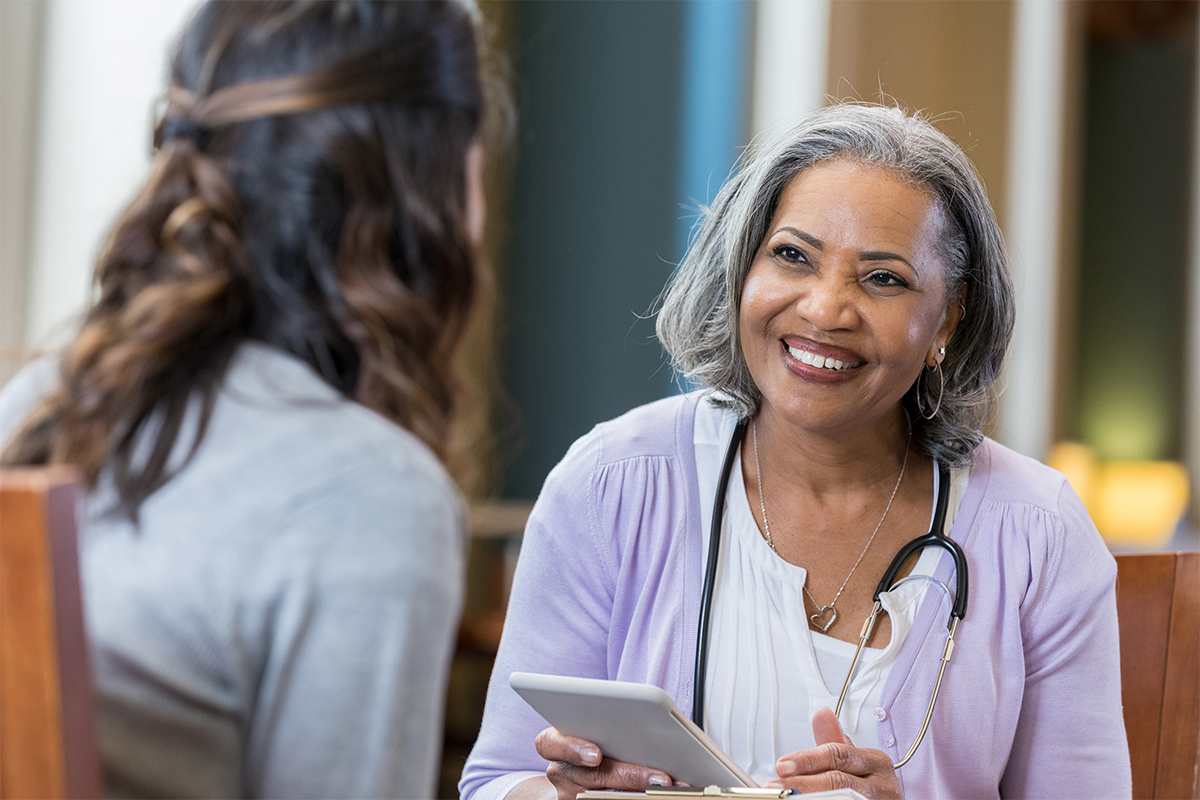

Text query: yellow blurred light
(1047, 442), (1190, 548)
(1047, 442), (1099, 506)
(1092, 461), (1190, 547)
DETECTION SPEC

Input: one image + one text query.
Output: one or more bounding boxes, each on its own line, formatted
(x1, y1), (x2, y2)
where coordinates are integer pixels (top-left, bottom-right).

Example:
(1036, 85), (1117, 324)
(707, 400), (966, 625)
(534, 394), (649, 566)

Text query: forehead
(768, 160), (944, 242)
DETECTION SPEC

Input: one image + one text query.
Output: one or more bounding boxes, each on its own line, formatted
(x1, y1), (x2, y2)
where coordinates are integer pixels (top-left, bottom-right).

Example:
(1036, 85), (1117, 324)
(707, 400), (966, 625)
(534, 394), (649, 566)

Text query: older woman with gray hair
(461, 104), (1130, 800)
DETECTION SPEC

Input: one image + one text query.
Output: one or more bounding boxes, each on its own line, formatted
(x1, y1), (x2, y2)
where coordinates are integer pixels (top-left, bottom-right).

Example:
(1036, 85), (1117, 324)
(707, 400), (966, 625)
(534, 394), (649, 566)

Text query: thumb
(812, 706), (854, 746)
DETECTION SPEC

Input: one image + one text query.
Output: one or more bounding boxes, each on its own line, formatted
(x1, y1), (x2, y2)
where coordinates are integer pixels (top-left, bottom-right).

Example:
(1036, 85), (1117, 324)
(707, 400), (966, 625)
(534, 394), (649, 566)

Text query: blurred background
(1, 0), (1197, 789)
(5, 0), (1195, 543)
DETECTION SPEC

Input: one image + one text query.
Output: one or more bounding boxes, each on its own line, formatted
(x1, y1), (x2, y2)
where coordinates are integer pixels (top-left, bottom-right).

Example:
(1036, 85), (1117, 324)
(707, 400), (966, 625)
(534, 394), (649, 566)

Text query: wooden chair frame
(0, 468), (100, 799)
(1116, 551), (1200, 800)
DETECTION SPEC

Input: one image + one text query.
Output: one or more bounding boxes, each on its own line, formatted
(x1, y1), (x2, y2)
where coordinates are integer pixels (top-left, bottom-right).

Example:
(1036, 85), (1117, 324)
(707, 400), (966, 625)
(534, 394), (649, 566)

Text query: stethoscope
(691, 419), (969, 769)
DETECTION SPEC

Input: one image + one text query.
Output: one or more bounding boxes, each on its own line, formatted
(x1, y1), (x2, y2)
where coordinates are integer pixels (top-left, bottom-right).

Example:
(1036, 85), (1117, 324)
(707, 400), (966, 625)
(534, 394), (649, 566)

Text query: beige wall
(826, 0), (1015, 223)
(25, 0), (200, 354)
(0, 0), (200, 391)
(0, 1), (43, 385)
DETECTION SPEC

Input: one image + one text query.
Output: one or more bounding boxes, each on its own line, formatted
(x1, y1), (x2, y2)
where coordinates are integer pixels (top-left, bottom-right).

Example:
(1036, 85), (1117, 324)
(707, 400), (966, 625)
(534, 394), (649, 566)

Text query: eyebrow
(772, 227), (916, 273)
(774, 226), (824, 250)
(861, 250), (916, 271)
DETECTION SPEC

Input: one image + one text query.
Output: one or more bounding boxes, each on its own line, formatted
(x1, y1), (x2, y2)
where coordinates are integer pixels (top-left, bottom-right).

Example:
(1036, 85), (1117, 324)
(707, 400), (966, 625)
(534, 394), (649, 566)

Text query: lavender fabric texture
(460, 392), (1131, 800)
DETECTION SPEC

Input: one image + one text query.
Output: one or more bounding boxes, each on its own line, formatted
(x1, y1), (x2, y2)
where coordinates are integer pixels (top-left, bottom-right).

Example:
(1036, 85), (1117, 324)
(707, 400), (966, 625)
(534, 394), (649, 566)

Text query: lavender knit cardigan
(461, 393), (1131, 800)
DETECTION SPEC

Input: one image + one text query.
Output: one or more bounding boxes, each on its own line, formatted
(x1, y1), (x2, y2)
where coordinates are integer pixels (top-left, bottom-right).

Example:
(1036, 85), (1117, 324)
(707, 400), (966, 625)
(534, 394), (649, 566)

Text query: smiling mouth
(786, 343), (864, 372)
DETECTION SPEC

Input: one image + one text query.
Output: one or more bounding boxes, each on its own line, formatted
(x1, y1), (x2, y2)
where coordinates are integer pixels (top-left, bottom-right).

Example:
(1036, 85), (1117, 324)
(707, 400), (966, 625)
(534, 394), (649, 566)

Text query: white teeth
(787, 344), (858, 371)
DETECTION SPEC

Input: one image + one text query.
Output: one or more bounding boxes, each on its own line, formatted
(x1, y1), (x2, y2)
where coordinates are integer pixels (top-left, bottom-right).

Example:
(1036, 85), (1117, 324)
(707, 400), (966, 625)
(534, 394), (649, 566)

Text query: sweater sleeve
(239, 459), (465, 800)
(999, 480), (1132, 799)
(0, 355), (59, 447)
(459, 432), (618, 800)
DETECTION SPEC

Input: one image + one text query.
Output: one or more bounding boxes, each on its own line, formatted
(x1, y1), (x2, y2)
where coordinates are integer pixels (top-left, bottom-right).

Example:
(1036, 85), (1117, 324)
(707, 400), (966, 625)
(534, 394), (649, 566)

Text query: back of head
(2, 0), (488, 518)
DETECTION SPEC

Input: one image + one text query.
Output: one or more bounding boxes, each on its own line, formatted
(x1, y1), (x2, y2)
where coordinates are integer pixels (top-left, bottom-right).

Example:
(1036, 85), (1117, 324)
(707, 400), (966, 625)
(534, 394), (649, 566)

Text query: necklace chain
(751, 419), (911, 632)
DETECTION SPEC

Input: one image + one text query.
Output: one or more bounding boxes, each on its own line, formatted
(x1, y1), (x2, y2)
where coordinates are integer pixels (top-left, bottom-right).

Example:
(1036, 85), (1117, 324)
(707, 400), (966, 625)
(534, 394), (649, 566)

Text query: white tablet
(509, 672), (757, 788)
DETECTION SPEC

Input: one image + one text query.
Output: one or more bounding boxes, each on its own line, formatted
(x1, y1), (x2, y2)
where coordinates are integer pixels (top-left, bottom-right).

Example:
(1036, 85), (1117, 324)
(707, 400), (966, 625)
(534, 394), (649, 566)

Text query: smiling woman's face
(739, 158), (962, 437)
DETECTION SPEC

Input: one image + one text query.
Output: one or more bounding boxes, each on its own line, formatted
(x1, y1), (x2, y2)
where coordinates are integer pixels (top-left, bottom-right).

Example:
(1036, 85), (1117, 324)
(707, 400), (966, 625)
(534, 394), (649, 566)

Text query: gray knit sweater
(0, 342), (465, 799)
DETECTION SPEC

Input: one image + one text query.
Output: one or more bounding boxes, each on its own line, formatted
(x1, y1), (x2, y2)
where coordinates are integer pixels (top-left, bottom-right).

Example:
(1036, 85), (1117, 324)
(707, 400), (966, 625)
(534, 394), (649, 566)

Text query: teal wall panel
(500, 1), (687, 498)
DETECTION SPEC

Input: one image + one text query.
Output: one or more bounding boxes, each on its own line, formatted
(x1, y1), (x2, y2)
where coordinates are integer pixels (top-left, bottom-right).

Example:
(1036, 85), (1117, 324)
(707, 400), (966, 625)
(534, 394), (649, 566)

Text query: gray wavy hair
(656, 103), (1014, 467)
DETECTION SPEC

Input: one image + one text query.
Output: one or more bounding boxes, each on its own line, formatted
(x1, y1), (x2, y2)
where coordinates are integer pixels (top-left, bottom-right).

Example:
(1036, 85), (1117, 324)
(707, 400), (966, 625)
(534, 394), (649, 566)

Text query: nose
(796, 272), (859, 331)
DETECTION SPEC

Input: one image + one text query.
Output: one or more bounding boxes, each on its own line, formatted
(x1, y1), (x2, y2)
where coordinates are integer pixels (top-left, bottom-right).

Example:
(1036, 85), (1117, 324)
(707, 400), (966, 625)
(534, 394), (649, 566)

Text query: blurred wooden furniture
(1115, 552), (1200, 799)
(0, 468), (100, 799)
(437, 500), (532, 799)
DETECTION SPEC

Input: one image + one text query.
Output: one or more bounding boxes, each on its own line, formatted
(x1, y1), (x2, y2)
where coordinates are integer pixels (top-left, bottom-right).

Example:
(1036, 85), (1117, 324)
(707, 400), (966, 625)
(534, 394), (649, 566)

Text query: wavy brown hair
(2, 0), (490, 518)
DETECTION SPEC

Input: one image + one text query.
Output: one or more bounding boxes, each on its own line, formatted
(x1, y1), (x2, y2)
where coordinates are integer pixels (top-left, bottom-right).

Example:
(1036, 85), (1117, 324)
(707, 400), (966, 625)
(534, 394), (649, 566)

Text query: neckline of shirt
(726, 449), (943, 655)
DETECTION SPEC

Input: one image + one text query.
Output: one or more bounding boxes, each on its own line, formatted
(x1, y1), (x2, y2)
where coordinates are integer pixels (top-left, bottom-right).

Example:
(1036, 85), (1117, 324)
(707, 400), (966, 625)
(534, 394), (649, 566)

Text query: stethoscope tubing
(692, 419), (747, 729)
(691, 417), (969, 770)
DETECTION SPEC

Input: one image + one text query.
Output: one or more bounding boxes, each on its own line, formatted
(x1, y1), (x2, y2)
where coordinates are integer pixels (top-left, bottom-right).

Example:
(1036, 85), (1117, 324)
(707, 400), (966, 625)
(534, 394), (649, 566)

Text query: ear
(927, 284), (966, 367)
(465, 139), (486, 248)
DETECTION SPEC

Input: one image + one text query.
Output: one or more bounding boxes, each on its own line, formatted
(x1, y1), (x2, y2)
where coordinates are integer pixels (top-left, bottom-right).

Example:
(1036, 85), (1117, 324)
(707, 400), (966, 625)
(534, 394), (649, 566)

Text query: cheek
(738, 272), (776, 373)
(900, 314), (931, 346)
(739, 268), (787, 333)
(738, 276), (777, 365)
(893, 301), (947, 357)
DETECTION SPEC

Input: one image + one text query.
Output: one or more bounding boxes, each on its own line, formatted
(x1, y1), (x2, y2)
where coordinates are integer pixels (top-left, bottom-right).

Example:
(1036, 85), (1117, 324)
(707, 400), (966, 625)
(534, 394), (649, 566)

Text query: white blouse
(693, 399), (965, 785)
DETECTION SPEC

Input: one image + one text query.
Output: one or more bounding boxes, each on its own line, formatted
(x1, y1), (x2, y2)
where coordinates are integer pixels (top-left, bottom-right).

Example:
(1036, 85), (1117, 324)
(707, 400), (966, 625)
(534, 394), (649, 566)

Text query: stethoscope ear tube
(839, 463), (969, 769)
(871, 464), (969, 622)
(692, 419), (748, 728)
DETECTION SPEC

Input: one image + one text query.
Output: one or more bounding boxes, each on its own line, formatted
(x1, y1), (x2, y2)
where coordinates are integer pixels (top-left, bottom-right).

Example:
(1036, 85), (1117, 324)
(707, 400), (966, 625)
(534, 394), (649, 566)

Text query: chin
(764, 394), (904, 439)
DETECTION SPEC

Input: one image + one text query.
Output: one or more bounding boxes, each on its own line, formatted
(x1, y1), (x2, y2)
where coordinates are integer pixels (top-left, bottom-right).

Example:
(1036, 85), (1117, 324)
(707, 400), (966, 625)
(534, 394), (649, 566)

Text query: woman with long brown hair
(0, 1), (492, 796)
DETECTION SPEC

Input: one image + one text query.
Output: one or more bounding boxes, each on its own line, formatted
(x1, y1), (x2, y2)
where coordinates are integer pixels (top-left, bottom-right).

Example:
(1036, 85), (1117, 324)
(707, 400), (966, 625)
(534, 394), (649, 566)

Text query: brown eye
(866, 270), (908, 289)
(771, 244), (805, 263)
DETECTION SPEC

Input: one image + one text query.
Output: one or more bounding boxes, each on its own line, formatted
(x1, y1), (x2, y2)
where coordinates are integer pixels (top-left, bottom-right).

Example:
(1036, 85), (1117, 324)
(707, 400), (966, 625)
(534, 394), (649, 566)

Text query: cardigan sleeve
(459, 432), (618, 800)
(998, 480), (1132, 799)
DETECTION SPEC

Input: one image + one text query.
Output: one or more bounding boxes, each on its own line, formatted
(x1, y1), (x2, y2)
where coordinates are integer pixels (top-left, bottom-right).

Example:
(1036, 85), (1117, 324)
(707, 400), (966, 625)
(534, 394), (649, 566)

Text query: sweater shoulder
(972, 437), (1073, 513)
(968, 438), (1112, 581)
(207, 342), (453, 496)
(586, 392), (704, 465)
(536, 392), (705, 513)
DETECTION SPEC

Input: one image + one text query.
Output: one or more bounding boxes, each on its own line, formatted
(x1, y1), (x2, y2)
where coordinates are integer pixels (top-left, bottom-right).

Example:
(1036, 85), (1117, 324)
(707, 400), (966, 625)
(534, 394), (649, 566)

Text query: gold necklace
(751, 420), (910, 633)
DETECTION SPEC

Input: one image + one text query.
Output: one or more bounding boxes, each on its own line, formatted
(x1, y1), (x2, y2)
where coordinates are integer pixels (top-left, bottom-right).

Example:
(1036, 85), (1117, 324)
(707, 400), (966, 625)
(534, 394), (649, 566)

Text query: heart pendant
(810, 605), (838, 632)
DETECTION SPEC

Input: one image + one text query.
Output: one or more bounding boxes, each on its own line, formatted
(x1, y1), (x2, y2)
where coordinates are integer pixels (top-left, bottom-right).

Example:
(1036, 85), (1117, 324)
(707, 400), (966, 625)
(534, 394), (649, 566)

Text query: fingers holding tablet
(535, 726), (676, 799)
(509, 672), (755, 789)
(535, 727), (605, 767)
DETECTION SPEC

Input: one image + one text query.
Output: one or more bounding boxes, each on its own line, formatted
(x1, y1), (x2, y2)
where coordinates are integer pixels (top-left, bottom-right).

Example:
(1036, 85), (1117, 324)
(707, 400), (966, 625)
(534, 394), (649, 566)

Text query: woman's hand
(534, 726), (676, 800)
(764, 707), (903, 800)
